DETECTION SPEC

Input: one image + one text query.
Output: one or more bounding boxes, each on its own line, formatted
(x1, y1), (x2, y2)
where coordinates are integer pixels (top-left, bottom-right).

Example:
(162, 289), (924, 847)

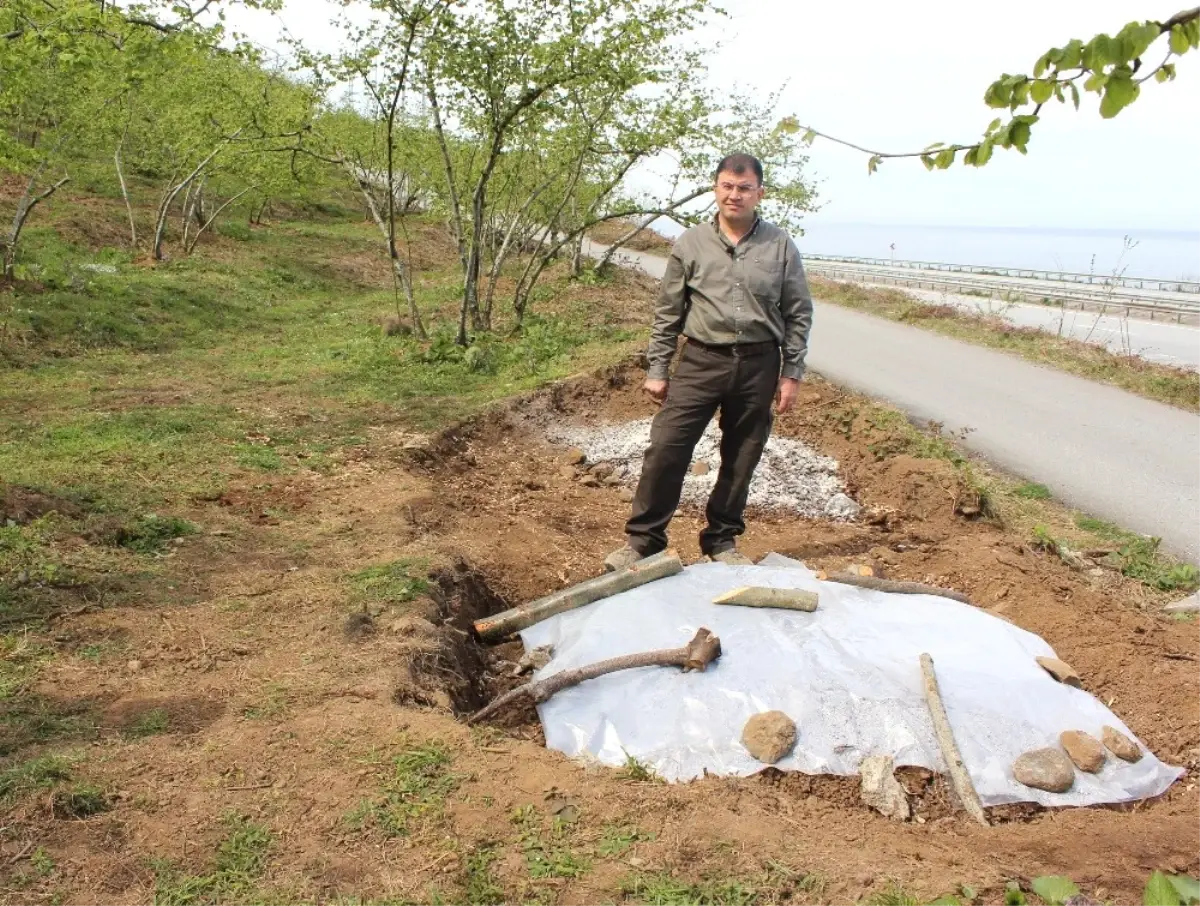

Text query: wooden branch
(473, 550), (682, 642)
(713, 587), (818, 612)
(824, 572), (971, 605)
(469, 627), (721, 724)
(919, 653), (988, 826)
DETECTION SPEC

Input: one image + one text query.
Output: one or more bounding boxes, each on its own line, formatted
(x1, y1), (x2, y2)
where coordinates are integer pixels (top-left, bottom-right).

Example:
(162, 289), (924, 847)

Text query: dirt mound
(1, 485), (84, 524)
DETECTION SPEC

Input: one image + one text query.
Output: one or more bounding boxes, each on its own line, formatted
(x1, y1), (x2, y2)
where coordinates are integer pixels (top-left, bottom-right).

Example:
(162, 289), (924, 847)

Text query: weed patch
(51, 783), (111, 818)
(153, 814), (272, 906)
(347, 741), (462, 838)
(0, 754), (73, 804)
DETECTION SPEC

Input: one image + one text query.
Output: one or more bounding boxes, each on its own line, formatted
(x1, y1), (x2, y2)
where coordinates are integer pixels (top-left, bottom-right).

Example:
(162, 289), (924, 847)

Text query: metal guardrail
(804, 254), (1200, 295)
(806, 265), (1200, 323)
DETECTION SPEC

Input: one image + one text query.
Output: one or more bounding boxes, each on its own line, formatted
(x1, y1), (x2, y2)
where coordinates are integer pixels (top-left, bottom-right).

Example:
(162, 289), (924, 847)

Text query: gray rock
(1164, 592), (1199, 614)
(741, 710), (796, 764)
(823, 492), (861, 520)
(1059, 730), (1106, 773)
(79, 262), (118, 274)
(859, 755), (911, 820)
(1013, 747), (1075, 792)
(1101, 725), (1143, 762)
(563, 447), (586, 466)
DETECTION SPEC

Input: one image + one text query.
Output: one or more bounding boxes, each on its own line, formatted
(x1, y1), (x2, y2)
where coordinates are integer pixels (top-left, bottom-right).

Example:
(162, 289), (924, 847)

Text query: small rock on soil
(1101, 725), (1143, 762)
(1013, 747), (1075, 792)
(1060, 730), (1107, 773)
(1036, 656), (1082, 687)
(564, 447), (586, 465)
(859, 754), (911, 821)
(741, 710), (796, 764)
(692, 461), (711, 476)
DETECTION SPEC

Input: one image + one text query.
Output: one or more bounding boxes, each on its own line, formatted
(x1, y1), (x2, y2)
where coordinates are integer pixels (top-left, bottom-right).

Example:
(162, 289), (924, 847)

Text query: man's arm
(646, 247), (689, 381)
(779, 238), (814, 382)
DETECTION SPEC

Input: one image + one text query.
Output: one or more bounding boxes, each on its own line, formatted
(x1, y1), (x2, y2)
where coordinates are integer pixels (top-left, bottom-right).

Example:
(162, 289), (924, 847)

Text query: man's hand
(775, 377), (801, 413)
(643, 377), (669, 404)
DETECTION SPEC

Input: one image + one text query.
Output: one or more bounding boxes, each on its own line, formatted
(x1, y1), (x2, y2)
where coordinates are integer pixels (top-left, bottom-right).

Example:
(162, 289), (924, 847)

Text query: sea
(791, 222), (1200, 283)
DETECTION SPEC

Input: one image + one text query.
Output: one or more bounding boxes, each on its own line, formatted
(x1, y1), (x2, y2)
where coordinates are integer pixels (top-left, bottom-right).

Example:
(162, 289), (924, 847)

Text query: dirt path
(4, 360), (1195, 906)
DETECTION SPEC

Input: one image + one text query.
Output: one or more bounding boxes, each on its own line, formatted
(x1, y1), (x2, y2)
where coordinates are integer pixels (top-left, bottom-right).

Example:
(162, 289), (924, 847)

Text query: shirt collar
(712, 212), (762, 247)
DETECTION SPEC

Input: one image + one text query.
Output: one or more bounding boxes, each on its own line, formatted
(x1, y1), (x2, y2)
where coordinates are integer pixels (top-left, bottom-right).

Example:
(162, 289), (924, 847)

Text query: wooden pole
(826, 573), (971, 605)
(713, 587), (819, 612)
(919, 653), (988, 826)
(469, 627), (721, 724)
(473, 550), (682, 642)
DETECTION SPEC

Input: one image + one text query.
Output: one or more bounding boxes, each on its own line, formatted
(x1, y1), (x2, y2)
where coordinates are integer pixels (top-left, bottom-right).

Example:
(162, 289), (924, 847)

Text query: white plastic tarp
(518, 555), (1182, 807)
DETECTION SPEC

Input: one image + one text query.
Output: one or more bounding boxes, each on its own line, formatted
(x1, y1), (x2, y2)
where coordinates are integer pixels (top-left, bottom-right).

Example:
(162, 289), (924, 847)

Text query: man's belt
(686, 337), (778, 357)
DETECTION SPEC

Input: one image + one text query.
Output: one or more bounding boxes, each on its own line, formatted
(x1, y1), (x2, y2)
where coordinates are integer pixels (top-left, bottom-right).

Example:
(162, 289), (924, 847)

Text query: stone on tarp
(859, 755), (911, 821)
(1013, 747), (1075, 793)
(1036, 656), (1082, 688)
(741, 711), (796, 764)
(1059, 730), (1106, 773)
(1101, 726), (1143, 762)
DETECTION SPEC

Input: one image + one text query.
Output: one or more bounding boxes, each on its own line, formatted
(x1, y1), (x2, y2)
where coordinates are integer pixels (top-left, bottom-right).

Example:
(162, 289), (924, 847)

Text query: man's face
(714, 169), (764, 222)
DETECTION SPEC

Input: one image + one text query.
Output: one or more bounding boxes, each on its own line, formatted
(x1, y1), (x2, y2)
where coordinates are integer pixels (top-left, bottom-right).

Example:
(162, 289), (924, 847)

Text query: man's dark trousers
(626, 339), (780, 557)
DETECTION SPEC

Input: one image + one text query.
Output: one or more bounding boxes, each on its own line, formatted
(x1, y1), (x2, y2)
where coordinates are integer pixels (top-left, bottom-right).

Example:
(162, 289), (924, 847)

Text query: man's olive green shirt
(646, 216), (814, 382)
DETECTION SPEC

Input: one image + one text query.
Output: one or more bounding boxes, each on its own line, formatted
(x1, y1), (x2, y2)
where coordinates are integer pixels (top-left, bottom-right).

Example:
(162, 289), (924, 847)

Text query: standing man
(605, 153), (814, 570)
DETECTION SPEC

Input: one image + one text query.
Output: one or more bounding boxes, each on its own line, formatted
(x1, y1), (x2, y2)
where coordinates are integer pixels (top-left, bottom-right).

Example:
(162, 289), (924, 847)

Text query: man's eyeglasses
(717, 182), (759, 195)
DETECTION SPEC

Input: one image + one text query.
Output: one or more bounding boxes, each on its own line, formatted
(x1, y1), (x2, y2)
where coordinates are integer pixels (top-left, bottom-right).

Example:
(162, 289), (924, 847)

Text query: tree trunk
(3, 172), (70, 281)
(186, 186), (256, 254)
(153, 133), (239, 261)
(473, 550), (682, 642)
(115, 134), (137, 248)
(469, 627), (721, 724)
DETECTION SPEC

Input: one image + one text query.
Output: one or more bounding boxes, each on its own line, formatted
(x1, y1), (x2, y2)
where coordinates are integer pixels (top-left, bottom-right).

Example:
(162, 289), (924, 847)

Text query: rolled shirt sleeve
(645, 247), (689, 380)
(779, 239), (814, 381)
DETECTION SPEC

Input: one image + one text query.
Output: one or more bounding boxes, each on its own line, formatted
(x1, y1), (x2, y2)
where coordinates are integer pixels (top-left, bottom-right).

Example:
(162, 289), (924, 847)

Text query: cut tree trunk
(919, 653), (988, 826)
(473, 551), (682, 642)
(469, 627), (722, 724)
(713, 587), (819, 612)
(824, 572), (971, 605)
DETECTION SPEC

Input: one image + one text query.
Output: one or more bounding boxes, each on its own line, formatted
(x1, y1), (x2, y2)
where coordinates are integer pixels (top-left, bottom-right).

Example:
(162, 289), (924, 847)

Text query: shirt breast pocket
(747, 258), (783, 305)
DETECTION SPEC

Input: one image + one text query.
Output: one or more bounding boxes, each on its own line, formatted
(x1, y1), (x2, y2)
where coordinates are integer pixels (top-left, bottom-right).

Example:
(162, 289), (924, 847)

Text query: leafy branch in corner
(787, 7), (1200, 173)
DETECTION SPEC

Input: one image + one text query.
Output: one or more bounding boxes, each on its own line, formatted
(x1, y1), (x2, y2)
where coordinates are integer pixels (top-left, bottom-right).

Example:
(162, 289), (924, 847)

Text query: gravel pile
(544, 417), (860, 520)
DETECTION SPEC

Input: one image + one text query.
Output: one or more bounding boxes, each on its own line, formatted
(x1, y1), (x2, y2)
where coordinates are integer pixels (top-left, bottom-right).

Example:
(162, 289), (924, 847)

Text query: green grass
(461, 846), (505, 906)
(812, 277), (1200, 412)
(620, 872), (759, 905)
(117, 514), (198, 554)
(347, 742), (462, 838)
(511, 805), (591, 881)
(124, 707), (172, 738)
(0, 754), (73, 804)
(1013, 482), (1051, 500)
(349, 559), (431, 608)
(153, 813), (273, 906)
(51, 782), (112, 818)
(598, 824), (653, 857)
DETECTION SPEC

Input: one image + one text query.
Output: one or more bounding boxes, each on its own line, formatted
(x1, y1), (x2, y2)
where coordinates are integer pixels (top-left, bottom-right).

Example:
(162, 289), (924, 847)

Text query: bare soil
(3, 361), (1197, 905)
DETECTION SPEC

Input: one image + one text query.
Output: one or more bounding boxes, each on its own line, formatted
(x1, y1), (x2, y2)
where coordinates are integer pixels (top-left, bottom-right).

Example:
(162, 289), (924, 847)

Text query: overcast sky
(225, 0), (1200, 233)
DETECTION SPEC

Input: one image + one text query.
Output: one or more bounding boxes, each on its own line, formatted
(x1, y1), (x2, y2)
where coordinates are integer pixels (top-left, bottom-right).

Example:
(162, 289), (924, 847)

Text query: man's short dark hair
(714, 153), (764, 186)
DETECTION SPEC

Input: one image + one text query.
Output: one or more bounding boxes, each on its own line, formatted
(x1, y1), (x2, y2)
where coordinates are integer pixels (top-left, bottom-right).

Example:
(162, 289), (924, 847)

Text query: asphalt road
(591, 242), (1200, 562)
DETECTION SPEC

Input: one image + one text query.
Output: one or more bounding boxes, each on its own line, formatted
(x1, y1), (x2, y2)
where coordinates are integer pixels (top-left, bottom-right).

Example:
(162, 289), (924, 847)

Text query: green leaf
(1033, 53), (1050, 78)
(867, 154), (881, 174)
(1059, 39), (1083, 70)
(984, 79), (1012, 108)
(1083, 71), (1108, 92)
(924, 141), (946, 151)
(1155, 64), (1175, 82)
(987, 117), (1003, 132)
(920, 153), (935, 171)
(1009, 119), (1032, 150)
(1170, 25), (1190, 55)
(963, 147), (977, 166)
(974, 139), (993, 166)
(1004, 881), (1027, 906)
(1069, 82), (1081, 109)
(929, 897), (962, 906)
(1011, 79), (1030, 107)
(1031, 875), (1079, 906)
(801, 128), (816, 145)
(1030, 79), (1054, 103)
(1168, 876), (1200, 905)
(1100, 75), (1139, 118)
(1054, 82), (1065, 102)
(1146, 871), (1184, 906)
(934, 148), (956, 169)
